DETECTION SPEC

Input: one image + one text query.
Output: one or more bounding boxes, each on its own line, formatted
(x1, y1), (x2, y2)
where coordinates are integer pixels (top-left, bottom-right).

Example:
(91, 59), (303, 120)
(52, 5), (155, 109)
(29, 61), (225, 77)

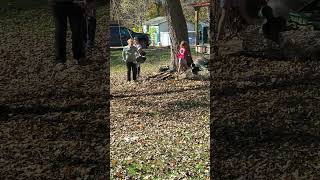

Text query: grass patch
(110, 48), (171, 73)
(110, 47), (201, 74)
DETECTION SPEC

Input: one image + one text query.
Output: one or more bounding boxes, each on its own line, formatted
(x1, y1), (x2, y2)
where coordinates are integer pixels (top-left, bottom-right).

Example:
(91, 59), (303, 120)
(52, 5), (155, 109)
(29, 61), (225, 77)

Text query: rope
(118, 20), (124, 48)
(110, 0), (123, 48)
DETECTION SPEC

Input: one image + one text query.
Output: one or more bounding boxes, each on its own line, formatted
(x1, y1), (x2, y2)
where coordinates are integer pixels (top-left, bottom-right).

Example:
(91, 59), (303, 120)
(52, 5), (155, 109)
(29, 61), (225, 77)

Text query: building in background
(143, 16), (196, 47)
(199, 21), (209, 44)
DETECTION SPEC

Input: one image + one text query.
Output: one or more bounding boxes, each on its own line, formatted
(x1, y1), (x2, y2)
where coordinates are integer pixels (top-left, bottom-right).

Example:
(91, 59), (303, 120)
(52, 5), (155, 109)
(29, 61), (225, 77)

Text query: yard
(210, 54), (320, 178)
(0, 3), (210, 179)
(110, 48), (210, 179)
(0, 6), (108, 179)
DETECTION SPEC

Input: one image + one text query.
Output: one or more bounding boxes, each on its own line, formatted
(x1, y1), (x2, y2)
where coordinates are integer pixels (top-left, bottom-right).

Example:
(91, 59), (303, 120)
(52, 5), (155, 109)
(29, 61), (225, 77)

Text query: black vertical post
(195, 6), (200, 46)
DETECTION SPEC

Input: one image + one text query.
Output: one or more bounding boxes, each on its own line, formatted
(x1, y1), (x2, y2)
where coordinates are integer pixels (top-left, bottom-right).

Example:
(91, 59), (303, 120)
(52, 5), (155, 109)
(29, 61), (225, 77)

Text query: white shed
(143, 16), (196, 46)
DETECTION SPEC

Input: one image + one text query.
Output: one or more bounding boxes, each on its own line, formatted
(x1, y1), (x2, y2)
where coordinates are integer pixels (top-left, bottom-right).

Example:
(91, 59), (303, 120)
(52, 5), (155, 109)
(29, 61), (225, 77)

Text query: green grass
(110, 47), (199, 74)
(110, 48), (171, 73)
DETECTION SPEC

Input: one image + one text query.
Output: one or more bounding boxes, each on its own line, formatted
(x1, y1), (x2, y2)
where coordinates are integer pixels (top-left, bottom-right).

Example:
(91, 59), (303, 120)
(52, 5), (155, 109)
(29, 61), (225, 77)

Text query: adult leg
(83, 14), (88, 46)
(132, 63), (137, 81)
(88, 16), (96, 46)
(86, 1), (96, 48)
(127, 62), (132, 81)
(68, 4), (86, 61)
(52, 3), (68, 63)
(130, 62), (137, 81)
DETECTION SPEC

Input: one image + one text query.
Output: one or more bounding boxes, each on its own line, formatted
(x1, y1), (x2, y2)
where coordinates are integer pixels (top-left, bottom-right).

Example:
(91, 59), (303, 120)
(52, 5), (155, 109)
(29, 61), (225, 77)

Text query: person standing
(134, 37), (143, 78)
(122, 39), (138, 82)
(49, 0), (87, 69)
(176, 41), (189, 74)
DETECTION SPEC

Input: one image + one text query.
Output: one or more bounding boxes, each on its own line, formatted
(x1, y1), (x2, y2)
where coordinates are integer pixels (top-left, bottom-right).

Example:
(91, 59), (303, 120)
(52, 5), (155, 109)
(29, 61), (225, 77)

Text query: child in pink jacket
(177, 41), (189, 74)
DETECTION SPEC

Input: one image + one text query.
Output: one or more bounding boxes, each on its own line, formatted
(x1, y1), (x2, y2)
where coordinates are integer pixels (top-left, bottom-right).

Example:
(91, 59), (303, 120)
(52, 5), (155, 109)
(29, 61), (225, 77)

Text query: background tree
(111, 0), (205, 32)
(114, 0), (148, 30)
(162, 0), (190, 70)
(181, 0), (209, 24)
(149, 0), (165, 19)
(111, 0), (165, 30)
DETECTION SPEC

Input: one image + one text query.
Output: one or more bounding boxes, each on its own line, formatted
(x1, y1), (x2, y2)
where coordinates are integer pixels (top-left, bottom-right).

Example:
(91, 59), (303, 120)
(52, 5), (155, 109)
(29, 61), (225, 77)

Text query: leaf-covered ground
(110, 49), (210, 179)
(0, 7), (108, 179)
(211, 55), (320, 179)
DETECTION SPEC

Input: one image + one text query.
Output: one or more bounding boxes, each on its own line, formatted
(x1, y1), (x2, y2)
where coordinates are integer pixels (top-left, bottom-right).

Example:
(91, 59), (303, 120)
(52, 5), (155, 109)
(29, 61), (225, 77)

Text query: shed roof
(144, 16), (167, 26)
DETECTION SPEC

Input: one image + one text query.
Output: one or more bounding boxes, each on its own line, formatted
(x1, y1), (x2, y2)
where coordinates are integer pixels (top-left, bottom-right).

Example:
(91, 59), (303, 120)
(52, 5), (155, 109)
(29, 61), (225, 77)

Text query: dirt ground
(211, 54), (320, 179)
(0, 8), (108, 179)
(110, 60), (210, 178)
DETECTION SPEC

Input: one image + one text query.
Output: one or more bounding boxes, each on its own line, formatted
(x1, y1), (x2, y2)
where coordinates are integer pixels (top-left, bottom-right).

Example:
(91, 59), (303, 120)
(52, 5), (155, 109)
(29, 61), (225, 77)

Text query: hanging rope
(118, 20), (124, 48)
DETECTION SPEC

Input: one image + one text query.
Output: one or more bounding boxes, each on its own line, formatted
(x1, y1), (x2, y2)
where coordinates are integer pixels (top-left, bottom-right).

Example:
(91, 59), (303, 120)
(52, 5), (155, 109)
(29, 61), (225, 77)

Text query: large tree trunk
(163, 0), (189, 70)
(209, 0), (220, 60)
(209, 1), (219, 179)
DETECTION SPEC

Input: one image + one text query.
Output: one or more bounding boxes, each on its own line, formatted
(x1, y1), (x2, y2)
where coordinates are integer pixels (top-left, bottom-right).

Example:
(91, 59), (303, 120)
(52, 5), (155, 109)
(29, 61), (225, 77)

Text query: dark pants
(52, 2), (85, 63)
(126, 62), (137, 81)
(83, 16), (96, 45)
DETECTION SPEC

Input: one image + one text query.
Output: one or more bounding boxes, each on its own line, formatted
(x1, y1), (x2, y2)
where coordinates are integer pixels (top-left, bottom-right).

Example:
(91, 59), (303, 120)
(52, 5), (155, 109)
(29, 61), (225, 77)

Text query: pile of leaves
(0, 8), (108, 179)
(210, 55), (320, 179)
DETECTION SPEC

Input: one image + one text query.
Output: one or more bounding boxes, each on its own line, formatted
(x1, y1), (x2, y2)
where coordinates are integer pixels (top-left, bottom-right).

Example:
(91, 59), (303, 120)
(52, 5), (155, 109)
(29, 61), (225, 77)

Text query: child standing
(134, 37), (146, 78)
(122, 38), (138, 82)
(177, 41), (189, 74)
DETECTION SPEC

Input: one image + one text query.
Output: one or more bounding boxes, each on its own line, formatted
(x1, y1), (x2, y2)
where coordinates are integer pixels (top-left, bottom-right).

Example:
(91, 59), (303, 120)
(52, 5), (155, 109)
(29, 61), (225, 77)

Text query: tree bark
(209, 1), (220, 179)
(163, 0), (189, 70)
(209, 0), (220, 60)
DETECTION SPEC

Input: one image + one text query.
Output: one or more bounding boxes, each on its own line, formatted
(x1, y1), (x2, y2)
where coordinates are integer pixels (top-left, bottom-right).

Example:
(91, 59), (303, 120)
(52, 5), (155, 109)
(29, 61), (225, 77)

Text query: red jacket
(177, 47), (187, 59)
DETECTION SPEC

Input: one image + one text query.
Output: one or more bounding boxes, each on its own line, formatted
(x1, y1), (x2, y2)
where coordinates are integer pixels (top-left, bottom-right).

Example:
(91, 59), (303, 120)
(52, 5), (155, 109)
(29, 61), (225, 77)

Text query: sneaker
(54, 62), (66, 71)
(77, 57), (89, 66)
